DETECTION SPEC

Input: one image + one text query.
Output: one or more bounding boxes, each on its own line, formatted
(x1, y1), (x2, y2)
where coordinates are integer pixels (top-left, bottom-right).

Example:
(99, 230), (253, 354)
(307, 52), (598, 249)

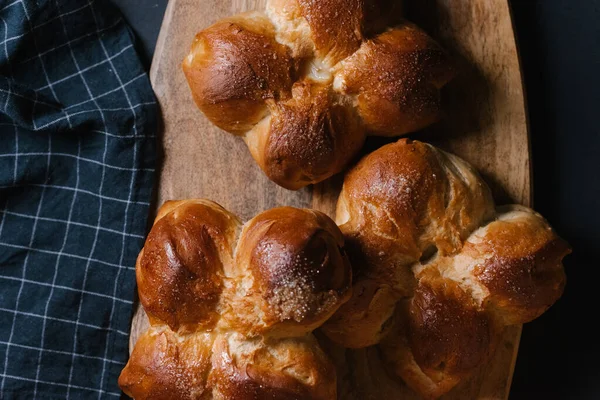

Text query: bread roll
(119, 200), (352, 399)
(322, 139), (570, 398)
(183, 1), (455, 189)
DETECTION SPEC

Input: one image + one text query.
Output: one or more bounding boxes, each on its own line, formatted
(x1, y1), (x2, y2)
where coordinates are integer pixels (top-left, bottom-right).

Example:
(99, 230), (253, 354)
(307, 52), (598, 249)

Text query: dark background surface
(109, 0), (599, 398)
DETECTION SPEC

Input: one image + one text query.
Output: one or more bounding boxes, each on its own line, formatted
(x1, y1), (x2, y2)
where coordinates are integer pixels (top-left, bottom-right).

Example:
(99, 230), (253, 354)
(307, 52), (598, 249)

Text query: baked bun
(183, 0), (455, 189)
(119, 200), (352, 399)
(321, 139), (570, 398)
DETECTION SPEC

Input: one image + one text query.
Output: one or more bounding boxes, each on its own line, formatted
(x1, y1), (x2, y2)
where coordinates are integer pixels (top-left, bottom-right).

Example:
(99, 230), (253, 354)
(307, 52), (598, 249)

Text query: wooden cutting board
(129, 0), (530, 399)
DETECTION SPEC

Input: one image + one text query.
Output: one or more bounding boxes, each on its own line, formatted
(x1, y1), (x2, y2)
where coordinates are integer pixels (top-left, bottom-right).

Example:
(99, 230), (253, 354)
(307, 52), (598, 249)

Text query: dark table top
(110, 0), (599, 398)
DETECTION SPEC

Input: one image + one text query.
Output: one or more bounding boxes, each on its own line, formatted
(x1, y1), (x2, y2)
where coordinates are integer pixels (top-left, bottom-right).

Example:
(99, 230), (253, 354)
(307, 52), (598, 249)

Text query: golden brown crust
(335, 22), (456, 135)
(470, 207), (570, 324)
(379, 273), (497, 400)
(119, 328), (214, 400)
(122, 201), (350, 399)
(260, 82), (365, 189)
(336, 139), (494, 265)
(209, 334), (336, 400)
(136, 200), (240, 333)
(295, 0), (364, 64)
(335, 139), (449, 264)
(322, 139), (494, 348)
(183, 14), (296, 134)
(184, 4), (455, 189)
(229, 207), (352, 336)
(320, 278), (399, 348)
(119, 329), (336, 400)
(324, 139), (569, 398)
(408, 272), (495, 378)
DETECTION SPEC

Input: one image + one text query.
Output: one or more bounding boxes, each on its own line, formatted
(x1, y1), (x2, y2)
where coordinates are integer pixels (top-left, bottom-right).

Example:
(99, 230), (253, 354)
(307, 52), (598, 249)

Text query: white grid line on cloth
(43, 120), (79, 395)
(1, 210), (146, 239)
(0, 2), (154, 396)
(63, 73), (145, 111)
(0, 308), (129, 336)
(0, 0), (21, 12)
(0, 3), (90, 47)
(31, 2), (89, 31)
(0, 205), (6, 245)
(2, 30), (25, 46)
(3, 0), (87, 45)
(33, 124), (83, 398)
(0, 275), (133, 305)
(0, 83), (14, 243)
(0, 100), (156, 133)
(0, 13), (17, 240)
(5, 0), (18, 177)
(1, 1), (68, 387)
(2, 84), (10, 110)
(0, 116), (154, 129)
(0, 210), (6, 242)
(0, 87), (58, 108)
(18, 0), (75, 123)
(0, 7), (18, 222)
(1, 14), (10, 78)
(0, 17), (15, 388)
(0, 85), (15, 253)
(92, 128), (156, 139)
(0, 30), (23, 46)
(31, 73), (147, 131)
(69, 102), (155, 113)
(2, 80), (10, 111)
(36, 43), (133, 90)
(0, 133), (51, 393)
(0, 15), (12, 326)
(0, 4), (101, 388)
(0, 374), (121, 397)
(0, 183), (151, 205)
(88, 2), (141, 393)
(18, 17), (122, 65)
(36, 102), (156, 123)
(0, 152), (154, 172)
(9, 5), (18, 190)
(0, 341), (122, 365)
(55, 7), (117, 395)
(18, 1), (80, 393)
(12, 126), (17, 181)
(0, 241), (135, 271)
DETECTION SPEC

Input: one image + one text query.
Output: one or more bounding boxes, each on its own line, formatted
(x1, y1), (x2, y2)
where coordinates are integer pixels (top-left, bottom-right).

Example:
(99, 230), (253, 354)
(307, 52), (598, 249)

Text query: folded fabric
(0, 0), (157, 398)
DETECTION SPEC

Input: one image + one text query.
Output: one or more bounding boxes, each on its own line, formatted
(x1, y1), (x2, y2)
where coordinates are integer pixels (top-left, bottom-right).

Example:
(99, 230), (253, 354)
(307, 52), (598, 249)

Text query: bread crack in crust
(119, 200), (352, 399)
(321, 139), (570, 399)
(183, 0), (455, 189)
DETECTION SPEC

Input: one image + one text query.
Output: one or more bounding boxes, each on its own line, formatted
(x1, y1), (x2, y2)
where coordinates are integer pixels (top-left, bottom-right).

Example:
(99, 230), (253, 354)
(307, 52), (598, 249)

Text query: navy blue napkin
(0, 0), (156, 397)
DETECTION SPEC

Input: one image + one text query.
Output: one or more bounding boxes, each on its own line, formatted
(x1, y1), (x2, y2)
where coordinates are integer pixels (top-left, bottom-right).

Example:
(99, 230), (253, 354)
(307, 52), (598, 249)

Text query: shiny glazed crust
(321, 139), (570, 398)
(120, 143), (569, 399)
(119, 200), (351, 399)
(183, 0), (455, 189)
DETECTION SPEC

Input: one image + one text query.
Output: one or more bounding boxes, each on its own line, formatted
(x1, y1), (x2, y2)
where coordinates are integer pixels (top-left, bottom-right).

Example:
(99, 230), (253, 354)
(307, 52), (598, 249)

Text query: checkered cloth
(0, 0), (156, 398)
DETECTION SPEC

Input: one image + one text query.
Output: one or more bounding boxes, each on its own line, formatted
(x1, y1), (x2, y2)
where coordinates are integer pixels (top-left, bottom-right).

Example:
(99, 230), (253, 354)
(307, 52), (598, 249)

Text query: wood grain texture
(130, 0), (530, 399)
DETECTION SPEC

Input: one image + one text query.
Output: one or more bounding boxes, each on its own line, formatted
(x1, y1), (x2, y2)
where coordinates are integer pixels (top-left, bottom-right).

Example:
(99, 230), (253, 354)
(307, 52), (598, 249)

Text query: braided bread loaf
(183, 0), (454, 189)
(321, 139), (570, 398)
(118, 200), (352, 399)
